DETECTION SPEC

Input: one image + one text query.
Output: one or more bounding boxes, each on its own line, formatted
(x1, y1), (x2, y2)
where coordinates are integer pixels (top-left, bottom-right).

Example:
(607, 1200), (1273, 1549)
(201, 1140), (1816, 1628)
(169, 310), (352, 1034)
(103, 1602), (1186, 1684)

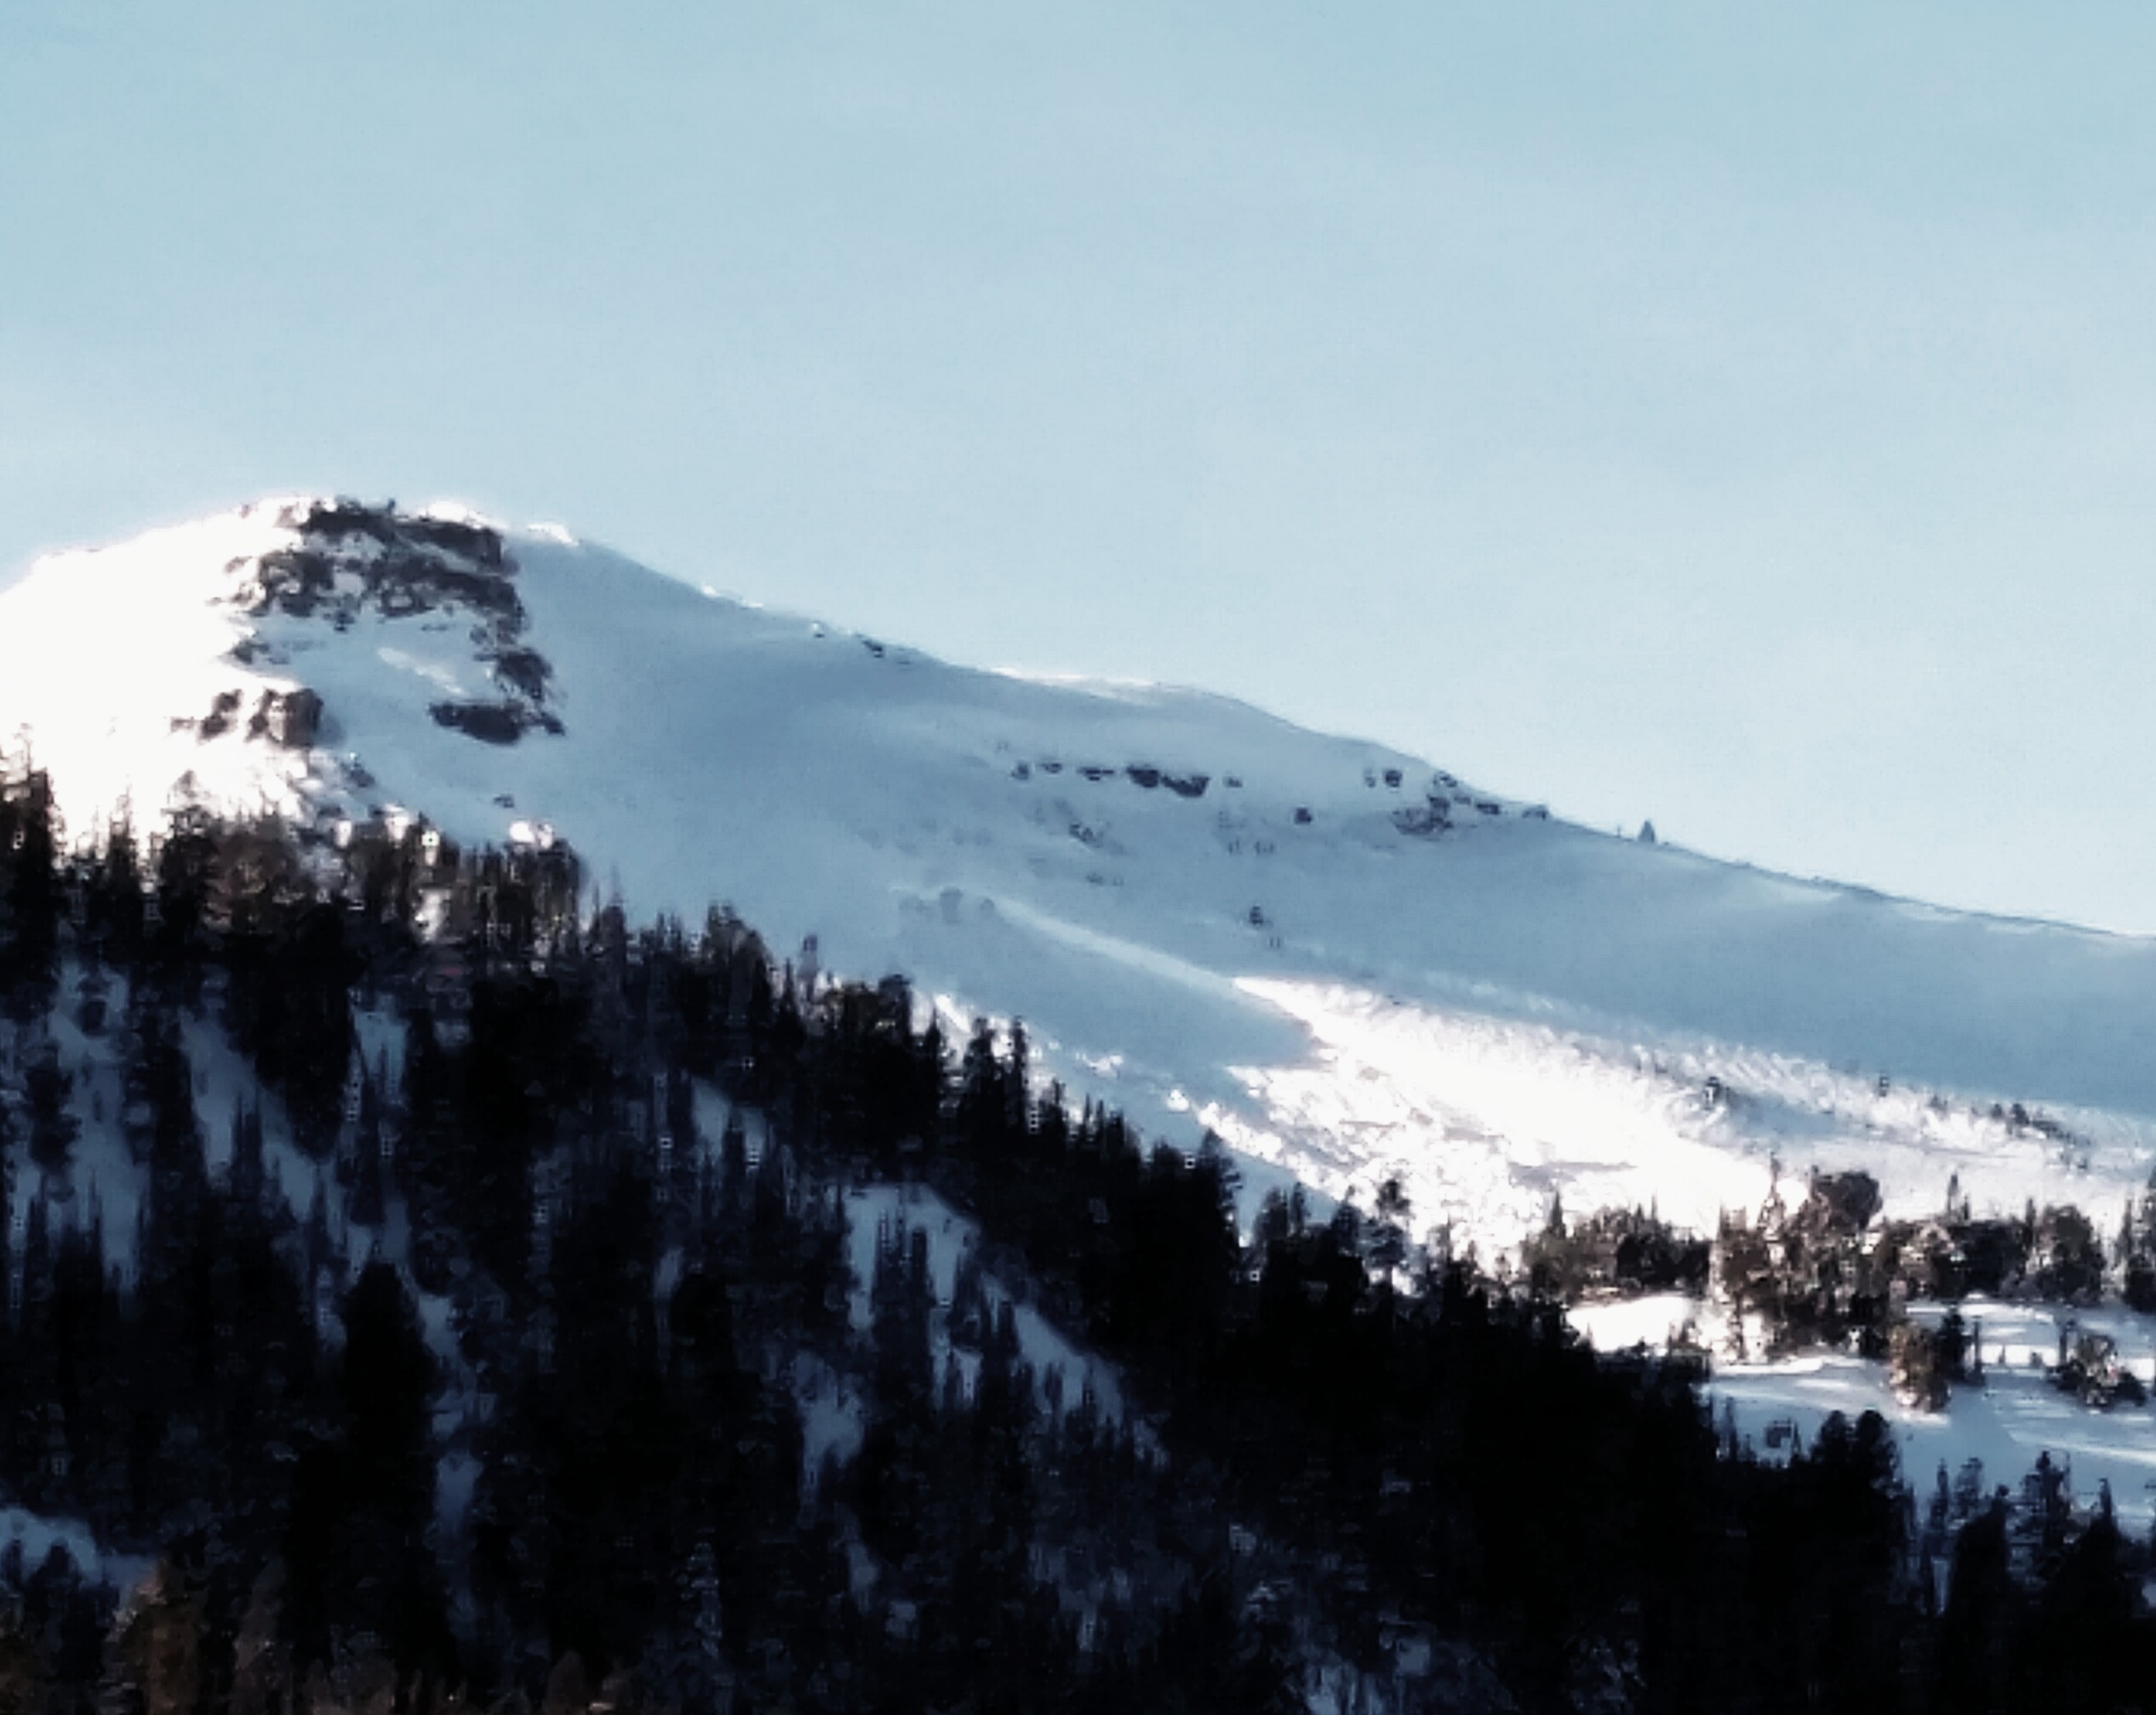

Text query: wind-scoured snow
(6, 500), (2156, 1257)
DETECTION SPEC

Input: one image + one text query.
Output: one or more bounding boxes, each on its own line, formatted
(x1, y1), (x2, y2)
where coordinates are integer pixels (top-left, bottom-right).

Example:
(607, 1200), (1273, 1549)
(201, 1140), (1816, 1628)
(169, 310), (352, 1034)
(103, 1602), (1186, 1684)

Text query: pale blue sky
(4, 3), (2153, 929)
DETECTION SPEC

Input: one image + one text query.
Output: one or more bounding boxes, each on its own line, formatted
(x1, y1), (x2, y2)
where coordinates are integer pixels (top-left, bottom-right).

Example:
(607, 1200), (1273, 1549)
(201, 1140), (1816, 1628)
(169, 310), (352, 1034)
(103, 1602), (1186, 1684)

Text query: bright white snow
(5, 499), (2156, 1266)
(1570, 1292), (2156, 1531)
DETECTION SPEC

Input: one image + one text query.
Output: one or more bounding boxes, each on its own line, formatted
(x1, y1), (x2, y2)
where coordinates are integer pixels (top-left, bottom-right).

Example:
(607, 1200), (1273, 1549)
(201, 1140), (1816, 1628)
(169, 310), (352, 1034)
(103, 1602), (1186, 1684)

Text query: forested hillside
(1, 761), (2151, 1714)
(11, 499), (2156, 1275)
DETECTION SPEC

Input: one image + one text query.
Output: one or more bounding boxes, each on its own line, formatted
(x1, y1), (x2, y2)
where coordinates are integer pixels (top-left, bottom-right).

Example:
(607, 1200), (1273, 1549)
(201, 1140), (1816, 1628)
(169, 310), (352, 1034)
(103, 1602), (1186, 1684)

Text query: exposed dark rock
(1124, 763), (1207, 797)
(254, 501), (526, 646)
(1392, 803), (1450, 837)
(197, 689), (243, 740)
(490, 646), (552, 703)
(400, 510), (507, 568)
(244, 502), (563, 741)
(249, 687), (323, 748)
(429, 700), (555, 746)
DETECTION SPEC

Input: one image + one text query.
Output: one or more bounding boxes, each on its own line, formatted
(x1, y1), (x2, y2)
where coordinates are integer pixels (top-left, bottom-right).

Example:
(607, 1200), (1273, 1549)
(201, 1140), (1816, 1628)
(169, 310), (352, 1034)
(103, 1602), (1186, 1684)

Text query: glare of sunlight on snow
(10, 495), (2156, 1289)
(1221, 977), (1770, 1252)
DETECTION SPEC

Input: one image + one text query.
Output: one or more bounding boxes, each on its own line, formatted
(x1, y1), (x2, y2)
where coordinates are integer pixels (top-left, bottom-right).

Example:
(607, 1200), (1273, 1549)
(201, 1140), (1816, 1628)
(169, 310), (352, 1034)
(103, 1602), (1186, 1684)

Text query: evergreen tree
(0, 768), (60, 1024)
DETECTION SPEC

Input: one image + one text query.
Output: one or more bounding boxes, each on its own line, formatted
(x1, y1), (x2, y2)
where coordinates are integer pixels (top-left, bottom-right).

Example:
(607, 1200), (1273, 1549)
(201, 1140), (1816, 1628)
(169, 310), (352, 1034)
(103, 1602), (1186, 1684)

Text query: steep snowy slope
(5, 497), (2155, 1251)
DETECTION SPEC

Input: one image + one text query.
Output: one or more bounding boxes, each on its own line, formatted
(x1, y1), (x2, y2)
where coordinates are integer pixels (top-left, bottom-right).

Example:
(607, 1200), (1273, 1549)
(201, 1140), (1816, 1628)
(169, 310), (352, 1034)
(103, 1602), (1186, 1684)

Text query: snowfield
(5, 498), (2156, 1266)
(1570, 1293), (2156, 1531)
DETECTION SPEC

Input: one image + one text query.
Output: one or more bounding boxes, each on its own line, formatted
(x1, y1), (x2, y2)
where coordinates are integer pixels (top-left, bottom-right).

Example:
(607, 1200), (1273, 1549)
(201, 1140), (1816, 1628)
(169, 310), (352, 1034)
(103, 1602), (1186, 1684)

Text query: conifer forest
(3, 761), (2154, 1715)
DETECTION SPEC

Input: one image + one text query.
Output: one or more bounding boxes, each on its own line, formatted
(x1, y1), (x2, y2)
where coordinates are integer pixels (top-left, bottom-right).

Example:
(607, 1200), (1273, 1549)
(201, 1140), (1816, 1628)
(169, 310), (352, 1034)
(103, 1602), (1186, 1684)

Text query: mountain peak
(0, 496), (577, 840)
(5, 499), (2155, 1255)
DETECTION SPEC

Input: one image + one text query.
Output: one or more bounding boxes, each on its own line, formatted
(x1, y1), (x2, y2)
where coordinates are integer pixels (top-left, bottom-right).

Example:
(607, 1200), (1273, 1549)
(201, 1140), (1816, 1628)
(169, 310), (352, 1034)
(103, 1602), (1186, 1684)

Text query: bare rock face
(246, 500), (559, 717)
(1392, 802), (1451, 837)
(235, 500), (564, 750)
(427, 700), (563, 745)
(251, 499), (519, 633)
(194, 689), (244, 739)
(251, 687), (323, 748)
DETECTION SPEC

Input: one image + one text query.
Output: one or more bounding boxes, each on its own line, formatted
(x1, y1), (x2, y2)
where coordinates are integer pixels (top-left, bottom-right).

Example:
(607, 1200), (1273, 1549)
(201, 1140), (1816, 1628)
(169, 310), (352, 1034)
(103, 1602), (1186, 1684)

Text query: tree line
(2, 762), (2153, 1712)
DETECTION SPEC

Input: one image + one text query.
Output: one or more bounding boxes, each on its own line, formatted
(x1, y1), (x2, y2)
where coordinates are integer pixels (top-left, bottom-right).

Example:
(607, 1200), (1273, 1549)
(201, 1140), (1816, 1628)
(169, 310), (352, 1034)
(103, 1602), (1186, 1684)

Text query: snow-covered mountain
(5, 497), (2153, 1253)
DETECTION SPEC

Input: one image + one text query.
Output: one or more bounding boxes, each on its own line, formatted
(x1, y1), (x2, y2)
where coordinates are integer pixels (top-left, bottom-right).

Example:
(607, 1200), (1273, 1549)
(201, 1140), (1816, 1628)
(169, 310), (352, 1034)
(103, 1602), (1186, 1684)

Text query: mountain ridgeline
(1, 764), (2153, 1714)
(9, 497), (2156, 1273)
